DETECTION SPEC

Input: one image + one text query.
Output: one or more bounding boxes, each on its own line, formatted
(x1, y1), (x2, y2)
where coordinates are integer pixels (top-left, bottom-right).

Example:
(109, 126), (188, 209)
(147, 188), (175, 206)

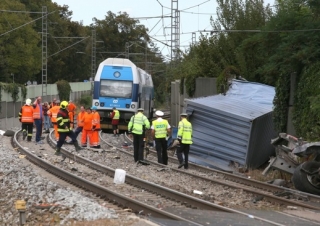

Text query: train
(92, 58), (154, 132)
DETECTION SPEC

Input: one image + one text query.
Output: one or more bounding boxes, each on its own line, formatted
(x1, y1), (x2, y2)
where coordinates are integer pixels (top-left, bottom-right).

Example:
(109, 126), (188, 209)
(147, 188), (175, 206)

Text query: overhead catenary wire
(0, 11), (56, 37)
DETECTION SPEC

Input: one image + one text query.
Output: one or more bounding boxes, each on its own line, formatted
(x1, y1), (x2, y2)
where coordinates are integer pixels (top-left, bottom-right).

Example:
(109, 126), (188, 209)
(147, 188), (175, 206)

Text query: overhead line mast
(42, 6), (47, 97)
(171, 0), (180, 61)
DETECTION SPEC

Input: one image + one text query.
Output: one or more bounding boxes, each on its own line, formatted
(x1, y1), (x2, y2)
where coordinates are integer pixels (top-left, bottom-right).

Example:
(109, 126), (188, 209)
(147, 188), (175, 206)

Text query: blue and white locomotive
(92, 58), (154, 131)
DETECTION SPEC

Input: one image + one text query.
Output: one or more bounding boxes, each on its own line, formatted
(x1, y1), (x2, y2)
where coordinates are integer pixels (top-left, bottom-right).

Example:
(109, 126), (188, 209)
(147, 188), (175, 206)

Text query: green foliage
(217, 66), (241, 94)
(0, 82), (27, 113)
(273, 73), (290, 133)
(56, 80), (71, 101)
(78, 95), (92, 108)
(293, 62), (320, 141)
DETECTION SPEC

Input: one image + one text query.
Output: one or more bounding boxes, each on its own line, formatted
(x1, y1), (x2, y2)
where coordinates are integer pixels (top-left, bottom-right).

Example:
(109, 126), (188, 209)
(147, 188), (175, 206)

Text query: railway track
(121, 132), (320, 209)
(9, 129), (320, 225)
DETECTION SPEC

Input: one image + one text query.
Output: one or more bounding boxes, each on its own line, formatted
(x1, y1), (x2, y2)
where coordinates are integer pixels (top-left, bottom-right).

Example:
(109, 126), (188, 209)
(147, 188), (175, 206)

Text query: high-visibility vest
(19, 105), (34, 123)
(77, 111), (86, 127)
(33, 104), (42, 119)
(128, 112), (150, 135)
(83, 112), (93, 130)
(68, 103), (76, 113)
(57, 109), (70, 132)
(152, 119), (169, 138)
(113, 110), (120, 120)
(47, 106), (60, 123)
(177, 118), (193, 144)
(92, 112), (101, 129)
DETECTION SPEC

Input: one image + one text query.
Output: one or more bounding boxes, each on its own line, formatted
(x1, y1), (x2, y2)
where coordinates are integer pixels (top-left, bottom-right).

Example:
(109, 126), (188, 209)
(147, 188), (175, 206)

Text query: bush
(78, 95), (92, 108)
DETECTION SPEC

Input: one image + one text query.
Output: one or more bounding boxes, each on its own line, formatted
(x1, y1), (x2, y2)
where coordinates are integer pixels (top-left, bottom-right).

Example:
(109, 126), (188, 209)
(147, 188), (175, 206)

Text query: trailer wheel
(292, 161), (320, 195)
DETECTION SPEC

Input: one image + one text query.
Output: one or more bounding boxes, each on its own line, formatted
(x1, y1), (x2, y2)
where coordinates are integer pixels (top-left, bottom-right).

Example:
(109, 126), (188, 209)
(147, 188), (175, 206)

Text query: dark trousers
(22, 122), (33, 141)
(155, 138), (168, 165)
(57, 131), (77, 148)
(177, 143), (190, 169)
(34, 119), (42, 142)
(74, 127), (83, 139)
(133, 133), (144, 162)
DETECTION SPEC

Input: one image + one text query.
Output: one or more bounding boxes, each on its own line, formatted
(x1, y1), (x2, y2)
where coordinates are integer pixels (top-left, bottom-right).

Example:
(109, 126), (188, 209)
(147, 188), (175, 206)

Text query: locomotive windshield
(100, 79), (132, 98)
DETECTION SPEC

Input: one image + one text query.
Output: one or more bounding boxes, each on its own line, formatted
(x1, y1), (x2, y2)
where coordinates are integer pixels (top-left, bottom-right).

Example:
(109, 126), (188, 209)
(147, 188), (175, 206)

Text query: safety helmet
(60, 100), (68, 109)
(155, 110), (164, 117)
(25, 98), (32, 106)
(91, 106), (97, 110)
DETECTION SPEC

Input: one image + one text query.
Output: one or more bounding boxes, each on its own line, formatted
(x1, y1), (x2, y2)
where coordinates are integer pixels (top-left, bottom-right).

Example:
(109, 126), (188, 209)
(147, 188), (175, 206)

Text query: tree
(0, 0), (41, 83)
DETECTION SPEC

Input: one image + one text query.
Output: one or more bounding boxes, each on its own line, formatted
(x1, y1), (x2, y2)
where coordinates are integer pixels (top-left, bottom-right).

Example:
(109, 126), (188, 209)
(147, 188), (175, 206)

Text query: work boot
(54, 147), (61, 156)
(178, 162), (185, 169)
(22, 130), (27, 140)
(74, 141), (82, 152)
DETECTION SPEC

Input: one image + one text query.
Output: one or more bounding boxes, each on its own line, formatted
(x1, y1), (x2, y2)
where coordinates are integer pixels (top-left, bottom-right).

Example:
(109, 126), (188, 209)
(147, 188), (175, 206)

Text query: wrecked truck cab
(264, 133), (320, 195)
(292, 142), (320, 159)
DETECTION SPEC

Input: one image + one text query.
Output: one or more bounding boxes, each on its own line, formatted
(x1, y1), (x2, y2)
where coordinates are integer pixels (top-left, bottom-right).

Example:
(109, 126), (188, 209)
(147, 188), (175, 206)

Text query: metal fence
(0, 82), (92, 129)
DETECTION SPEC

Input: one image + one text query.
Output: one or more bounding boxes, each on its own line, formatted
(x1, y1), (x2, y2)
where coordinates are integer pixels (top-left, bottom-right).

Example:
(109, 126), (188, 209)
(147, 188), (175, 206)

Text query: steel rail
(12, 130), (202, 225)
(45, 132), (286, 226)
(121, 132), (320, 209)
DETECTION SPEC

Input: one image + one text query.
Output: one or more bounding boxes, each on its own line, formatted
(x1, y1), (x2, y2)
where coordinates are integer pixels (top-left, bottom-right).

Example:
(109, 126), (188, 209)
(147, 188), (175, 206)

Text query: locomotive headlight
(131, 104), (135, 109)
(95, 102), (99, 106)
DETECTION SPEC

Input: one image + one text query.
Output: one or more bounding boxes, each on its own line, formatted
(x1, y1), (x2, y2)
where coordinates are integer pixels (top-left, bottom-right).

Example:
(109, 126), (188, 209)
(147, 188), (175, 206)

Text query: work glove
(92, 126), (96, 131)
(177, 136), (182, 144)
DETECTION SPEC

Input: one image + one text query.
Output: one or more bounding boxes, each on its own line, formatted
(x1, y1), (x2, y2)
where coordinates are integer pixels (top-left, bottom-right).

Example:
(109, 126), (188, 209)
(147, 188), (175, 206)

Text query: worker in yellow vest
(177, 112), (193, 170)
(110, 107), (120, 136)
(151, 110), (171, 165)
(128, 108), (150, 162)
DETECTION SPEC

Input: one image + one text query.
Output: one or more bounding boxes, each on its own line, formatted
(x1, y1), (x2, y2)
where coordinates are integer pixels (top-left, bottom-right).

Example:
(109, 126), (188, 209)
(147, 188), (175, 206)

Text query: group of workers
(20, 97), (192, 168)
(19, 97), (111, 156)
(128, 108), (193, 169)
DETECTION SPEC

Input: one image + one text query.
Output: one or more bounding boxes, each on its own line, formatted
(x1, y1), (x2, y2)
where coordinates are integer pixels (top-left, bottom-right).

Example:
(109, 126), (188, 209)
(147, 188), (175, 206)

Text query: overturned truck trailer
(263, 133), (320, 195)
(184, 80), (277, 170)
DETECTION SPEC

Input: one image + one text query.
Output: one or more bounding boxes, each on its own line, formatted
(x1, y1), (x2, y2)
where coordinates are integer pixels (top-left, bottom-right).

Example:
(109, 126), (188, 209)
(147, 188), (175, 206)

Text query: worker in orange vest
(47, 100), (61, 141)
(81, 107), (93, 147)
(91, 106), (101, 148)
(67, 100), (76, 129)
(19, 98), (34, 142)
(67, 105), (86, 144)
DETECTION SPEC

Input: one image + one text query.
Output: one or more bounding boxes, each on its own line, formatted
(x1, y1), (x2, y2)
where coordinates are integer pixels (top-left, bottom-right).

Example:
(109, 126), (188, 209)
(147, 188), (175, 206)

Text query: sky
(53, 0), (275, 60)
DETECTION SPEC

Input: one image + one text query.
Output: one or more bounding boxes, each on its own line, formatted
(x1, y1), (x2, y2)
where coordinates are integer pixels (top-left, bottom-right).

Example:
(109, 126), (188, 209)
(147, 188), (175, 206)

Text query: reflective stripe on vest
(33, 104), (41, 119)
(178, 119), (193, 144)
(152, 120), (168, 138)
(113, 110), (120, 120)
(21, 106), (34, 123)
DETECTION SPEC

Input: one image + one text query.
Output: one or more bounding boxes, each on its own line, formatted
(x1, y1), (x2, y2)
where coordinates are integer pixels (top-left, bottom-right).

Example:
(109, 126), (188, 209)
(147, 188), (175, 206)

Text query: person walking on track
(128, 108), (150, 162)
(177, 112), (193, 169)
(110, 107), (120, 136)
(75, 105), (86, 139)
(55, 100), (81, 156)
(151, 110), (171, 165)
(43, 102), (50, 133)
(81, 107), (93, 147)
(91, 106), (101, 148)
(19, 98), (34, 142)
(33, 96), (43, 144)
(47, 100), (60, 141)
(67, 100), (76, 129)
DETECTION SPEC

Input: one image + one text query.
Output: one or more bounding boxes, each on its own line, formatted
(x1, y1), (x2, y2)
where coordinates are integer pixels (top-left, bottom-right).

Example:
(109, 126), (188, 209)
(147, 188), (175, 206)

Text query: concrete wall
(0, 82), (92, 130)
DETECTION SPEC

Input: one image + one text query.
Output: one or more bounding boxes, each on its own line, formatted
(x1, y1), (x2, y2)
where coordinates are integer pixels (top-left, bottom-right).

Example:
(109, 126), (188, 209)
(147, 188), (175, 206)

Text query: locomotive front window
(100, 80), (132, 98)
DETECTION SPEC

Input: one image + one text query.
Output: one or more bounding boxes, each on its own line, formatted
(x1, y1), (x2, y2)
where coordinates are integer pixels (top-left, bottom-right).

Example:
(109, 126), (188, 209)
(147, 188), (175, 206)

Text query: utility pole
(42, 6), (47, 97)
(91, 29), (96, 81)
(171, 0), (180, 61)
(192, 32), (196, 45)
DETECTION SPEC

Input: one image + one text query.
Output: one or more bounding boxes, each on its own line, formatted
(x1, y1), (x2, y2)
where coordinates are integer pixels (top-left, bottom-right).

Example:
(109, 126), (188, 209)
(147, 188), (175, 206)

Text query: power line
(48, 36), (90, 58)
(208, 28), (320, 33)
(0, 11), (55, 37)
(0, 9), (43, 14)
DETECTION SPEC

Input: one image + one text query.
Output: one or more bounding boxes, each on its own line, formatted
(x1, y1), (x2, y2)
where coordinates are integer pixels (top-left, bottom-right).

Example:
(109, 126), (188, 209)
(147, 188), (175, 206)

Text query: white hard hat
(26, 99), (32, 106)
(155, 110), (164, 117)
